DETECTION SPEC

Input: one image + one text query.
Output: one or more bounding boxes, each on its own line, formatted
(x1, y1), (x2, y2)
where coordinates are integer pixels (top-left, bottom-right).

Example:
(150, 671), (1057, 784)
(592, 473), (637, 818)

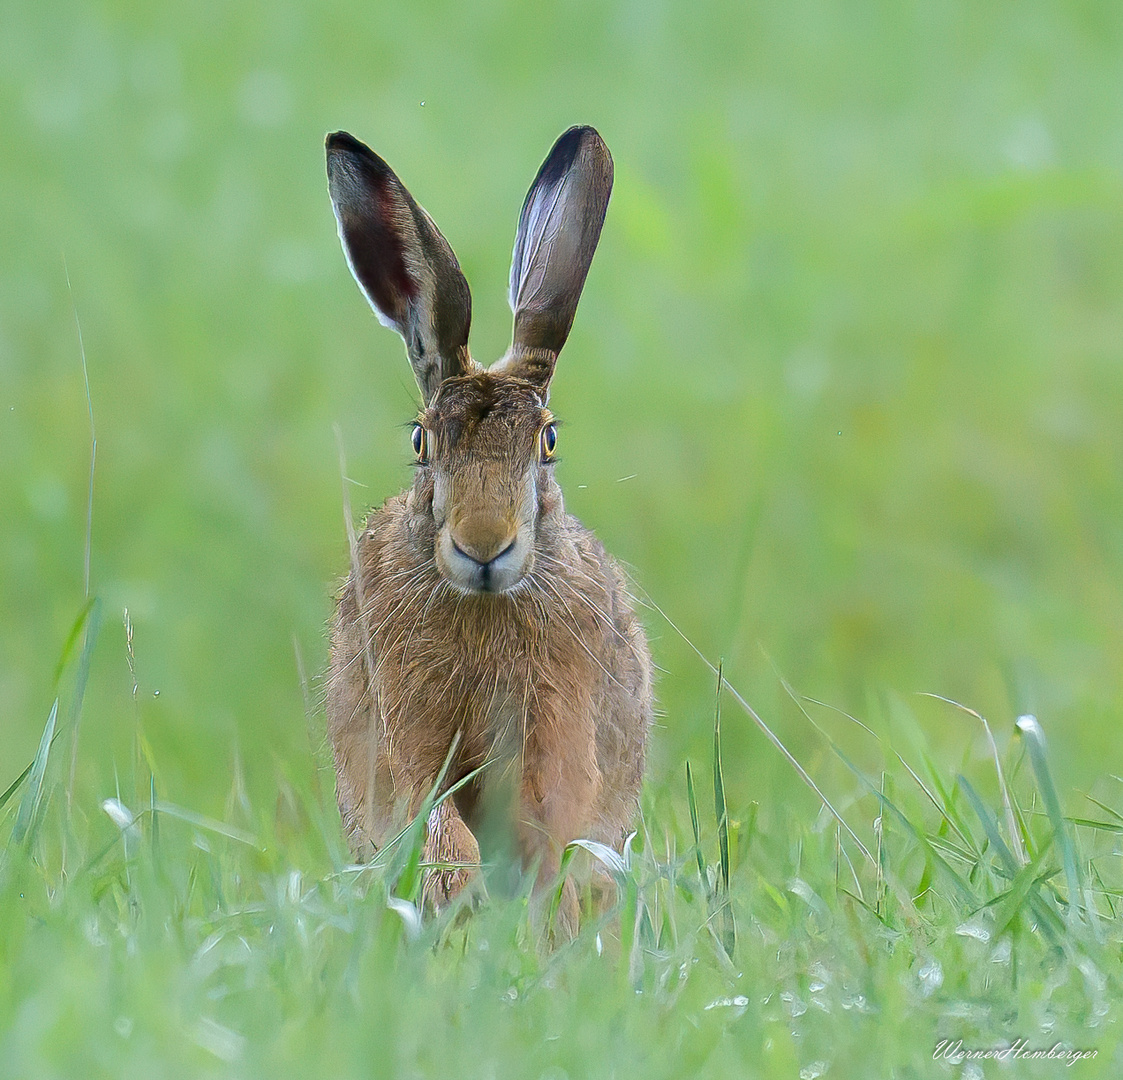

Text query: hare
(324, 126), (652, 915)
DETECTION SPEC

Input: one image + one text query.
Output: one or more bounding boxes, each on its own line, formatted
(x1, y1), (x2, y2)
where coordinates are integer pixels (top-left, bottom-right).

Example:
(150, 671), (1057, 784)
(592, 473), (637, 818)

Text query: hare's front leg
(327, 604), (481, 903)
(518, 705), (600, 885)
(421, 798), (481, 911)
(333, 715), (481, 907)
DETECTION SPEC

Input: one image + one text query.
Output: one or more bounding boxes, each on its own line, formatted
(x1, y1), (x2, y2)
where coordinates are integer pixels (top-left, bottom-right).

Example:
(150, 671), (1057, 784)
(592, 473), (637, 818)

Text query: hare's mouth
(436, 526), (532, 595)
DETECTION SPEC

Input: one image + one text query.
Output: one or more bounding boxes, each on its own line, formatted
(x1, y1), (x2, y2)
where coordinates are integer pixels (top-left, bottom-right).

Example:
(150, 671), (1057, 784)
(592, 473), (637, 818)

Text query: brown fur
(324, 128), (652, 911)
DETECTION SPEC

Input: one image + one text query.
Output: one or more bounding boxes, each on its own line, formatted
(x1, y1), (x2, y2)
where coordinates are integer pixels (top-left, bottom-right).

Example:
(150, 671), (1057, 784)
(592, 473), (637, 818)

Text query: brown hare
(324, 126), (652, 915)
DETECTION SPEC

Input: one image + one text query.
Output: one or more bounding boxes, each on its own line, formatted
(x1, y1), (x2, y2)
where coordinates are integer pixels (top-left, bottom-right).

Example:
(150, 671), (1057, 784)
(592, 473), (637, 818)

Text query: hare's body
(324, 127), (651, 906)
(326, 454), (651, 877)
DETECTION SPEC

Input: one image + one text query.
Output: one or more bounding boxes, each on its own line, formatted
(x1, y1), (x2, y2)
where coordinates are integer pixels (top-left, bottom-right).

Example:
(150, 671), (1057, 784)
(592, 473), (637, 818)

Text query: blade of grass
(927, 834), (985, 868)
(1067, 818), (1123, 834)
(802, 693), (976, 854)
(335, 753), (493, 878)
(148, 800), (261, 848)
(9, 699), (59, 849)
(772, 668), (978, 907)
(957, 773), (1068, 945)
(1081, 795), (1123, 825)
(1089, 859), (1118, 920)
(713, 662), (729, 894)
(395, 731), (461, 903)
(685, 761), (707, 891)
(566, 837), (629, 880)
(828, 741), (978, 906)
(989, 844), (1054, 939)
(923, 694), (1025, 865)
(875, 772), (886, 919)
(712, 662), (735, 959)
(0, 762), (35, 816)
(150, 775), (160, 859)
(293, 634), (327, 811)
(547, 843), (579, 933)
(51, 596), (97, 687)
(619, 874), (641, 987)
(1017, 715), (1090, 929)
(66, 597), (103, 806)
(635, 588), (874, 866)
(386, 895), (422, 941)
(919, 748), (980, 856)
(958, 775), (1018, 876)
(838, 885), (894, 928)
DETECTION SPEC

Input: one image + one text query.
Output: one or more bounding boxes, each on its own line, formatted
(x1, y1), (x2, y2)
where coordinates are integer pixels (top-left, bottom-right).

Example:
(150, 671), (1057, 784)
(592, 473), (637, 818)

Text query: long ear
(496, 126), (613, 389)
(326, 131), (474, 403)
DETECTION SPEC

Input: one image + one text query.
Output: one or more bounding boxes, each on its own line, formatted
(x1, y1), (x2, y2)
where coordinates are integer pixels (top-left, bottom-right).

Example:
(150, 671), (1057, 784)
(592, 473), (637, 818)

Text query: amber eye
(411, 424), (428, 462)
(539, 422), (558, 462)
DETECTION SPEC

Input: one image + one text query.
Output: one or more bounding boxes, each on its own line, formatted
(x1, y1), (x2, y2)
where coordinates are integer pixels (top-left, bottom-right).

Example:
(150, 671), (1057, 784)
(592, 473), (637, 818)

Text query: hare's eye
(539, 423), (558, 462)
(411, 424), (428, 462)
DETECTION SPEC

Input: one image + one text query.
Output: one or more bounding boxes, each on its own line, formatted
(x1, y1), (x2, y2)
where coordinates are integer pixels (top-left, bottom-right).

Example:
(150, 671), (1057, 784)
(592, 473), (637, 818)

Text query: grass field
(3, 0), (1123, 1075)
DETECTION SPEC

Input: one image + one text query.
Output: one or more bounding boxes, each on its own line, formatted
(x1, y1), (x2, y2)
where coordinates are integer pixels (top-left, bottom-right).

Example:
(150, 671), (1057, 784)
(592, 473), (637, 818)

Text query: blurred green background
(2, 0), (1122, 820)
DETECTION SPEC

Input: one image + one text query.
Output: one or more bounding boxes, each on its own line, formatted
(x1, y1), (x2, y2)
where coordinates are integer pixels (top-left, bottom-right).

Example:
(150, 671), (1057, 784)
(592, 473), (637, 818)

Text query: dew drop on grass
(704, 995), (748, 1010)
(704, 996), (748, 1020)
(989, 938), (1012, 965)
(799, 1062), (830, 1080)
(955, 920), (991, 943)
(917, 959), (943, 997)
(780, 990), (807, 1018)
(102, 798), (134, 830)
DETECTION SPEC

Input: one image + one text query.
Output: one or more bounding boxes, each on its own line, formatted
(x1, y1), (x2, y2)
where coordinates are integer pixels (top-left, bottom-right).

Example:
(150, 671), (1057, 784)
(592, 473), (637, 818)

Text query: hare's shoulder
(555, 514), (652, 724)
(556, 514), (645, 633)
(354, 491), (432, 567)
(359, 491), (410, 542)
(333, 494), (431, 618)
(559, 513), (630, 584)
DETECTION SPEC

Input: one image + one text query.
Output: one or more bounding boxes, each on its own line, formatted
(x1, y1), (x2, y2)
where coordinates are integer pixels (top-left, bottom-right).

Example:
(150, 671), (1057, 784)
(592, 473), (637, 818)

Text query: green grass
(2, 616), (1122, 1076)
(4, 0), (1123, 1074)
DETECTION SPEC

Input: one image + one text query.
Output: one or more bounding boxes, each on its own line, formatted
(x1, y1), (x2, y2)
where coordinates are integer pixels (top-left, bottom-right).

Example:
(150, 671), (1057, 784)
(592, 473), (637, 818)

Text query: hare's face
(327, 127), (612, 592)
(414, 374), (559, 595)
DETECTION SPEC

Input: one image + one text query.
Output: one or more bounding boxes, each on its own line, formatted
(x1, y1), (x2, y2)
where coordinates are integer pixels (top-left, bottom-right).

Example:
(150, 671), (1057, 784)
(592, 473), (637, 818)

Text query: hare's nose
(449, 520), (517, 567)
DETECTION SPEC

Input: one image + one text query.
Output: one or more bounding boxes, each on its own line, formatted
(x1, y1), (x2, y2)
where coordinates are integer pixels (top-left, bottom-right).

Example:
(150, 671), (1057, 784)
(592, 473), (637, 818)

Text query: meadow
(3, 0), (1123, 1075)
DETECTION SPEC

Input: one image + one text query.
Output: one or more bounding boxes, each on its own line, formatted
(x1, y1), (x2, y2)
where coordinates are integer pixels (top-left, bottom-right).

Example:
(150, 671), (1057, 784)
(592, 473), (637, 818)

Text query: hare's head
(327, 127), (613, 595)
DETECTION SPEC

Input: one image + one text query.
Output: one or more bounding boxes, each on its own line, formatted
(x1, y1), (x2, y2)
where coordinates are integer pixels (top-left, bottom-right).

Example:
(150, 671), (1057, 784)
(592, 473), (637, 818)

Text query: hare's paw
(422, 864), (478, 913)
(421, 800), (481, 913)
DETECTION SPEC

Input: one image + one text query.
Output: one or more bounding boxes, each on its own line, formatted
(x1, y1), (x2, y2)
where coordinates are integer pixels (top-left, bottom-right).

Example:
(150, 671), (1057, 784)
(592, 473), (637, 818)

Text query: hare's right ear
(326, 132), (475, 404)
(495, 126), (613, 391)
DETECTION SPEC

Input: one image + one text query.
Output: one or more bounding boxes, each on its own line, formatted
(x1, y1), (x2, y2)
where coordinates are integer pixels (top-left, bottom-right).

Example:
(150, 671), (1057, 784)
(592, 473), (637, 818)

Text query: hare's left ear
(492, 126), (613, 391)
(327, 131), (474, 404)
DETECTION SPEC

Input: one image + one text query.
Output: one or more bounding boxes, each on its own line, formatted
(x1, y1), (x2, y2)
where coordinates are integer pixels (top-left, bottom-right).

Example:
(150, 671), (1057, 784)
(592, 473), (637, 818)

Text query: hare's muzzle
(436, 515), (532, 595)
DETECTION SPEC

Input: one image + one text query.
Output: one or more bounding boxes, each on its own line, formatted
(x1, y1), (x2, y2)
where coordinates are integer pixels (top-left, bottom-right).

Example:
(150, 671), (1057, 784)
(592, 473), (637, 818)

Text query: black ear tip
(538, 126), (611, 187)
(326, 130), (363, 154)
(326, 131), (396, 186)
(554, 124), (604, 153)
(559, 124), (603, 144)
